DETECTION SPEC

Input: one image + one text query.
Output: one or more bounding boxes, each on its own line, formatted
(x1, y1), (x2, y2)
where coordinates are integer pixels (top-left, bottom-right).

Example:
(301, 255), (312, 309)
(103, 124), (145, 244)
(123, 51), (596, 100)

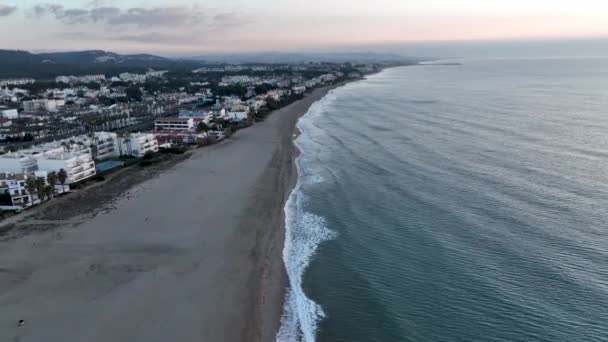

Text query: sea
(277, 57), (608, 342)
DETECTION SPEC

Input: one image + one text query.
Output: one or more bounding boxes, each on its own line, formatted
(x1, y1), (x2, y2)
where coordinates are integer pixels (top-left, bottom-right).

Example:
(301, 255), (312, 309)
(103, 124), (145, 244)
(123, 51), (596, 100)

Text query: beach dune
(0, 87), (335, 342)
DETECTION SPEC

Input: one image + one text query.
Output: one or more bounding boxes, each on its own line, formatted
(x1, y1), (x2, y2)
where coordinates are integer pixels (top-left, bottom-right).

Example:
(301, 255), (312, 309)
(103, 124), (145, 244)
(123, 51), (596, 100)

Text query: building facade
(23, 99), (62, 113)
(0, 78), (35, 87)
(1, 109), (18, 119)
(118, 133), (159, 158)
(154, 117), (195, 131)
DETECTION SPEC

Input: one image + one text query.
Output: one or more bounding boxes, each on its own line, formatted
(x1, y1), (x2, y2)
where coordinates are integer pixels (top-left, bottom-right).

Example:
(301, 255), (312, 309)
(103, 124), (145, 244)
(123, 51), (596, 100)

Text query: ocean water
(277, 57), (608, 342)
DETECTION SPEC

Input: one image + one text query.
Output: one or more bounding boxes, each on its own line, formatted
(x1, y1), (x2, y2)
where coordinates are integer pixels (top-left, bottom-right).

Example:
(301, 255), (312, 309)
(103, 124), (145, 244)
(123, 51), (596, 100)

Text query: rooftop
(155, 117), (192, 122)
(0, 173), (27, 181)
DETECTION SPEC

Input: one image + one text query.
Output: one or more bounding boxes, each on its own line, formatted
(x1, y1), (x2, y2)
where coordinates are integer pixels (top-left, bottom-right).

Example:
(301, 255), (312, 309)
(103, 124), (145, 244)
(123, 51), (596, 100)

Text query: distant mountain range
(0, 50), (200, 79)
(0, 49), (417, 79)
(188, 52), (416, 64)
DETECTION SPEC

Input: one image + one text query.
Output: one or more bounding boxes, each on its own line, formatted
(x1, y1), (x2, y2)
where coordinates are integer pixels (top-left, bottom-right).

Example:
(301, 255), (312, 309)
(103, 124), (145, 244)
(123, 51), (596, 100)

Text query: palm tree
(90, 144), (99, 160)
(57, 169), (68, 193)
(196, 122), (210, 133)
(33, 177), (47, 202)
(45, 184), (55, 200)
(25, 177), (39, 203)
(46, 171), (58, 195)
(116, 132), (125, 157)
(123, 135), (132, 157)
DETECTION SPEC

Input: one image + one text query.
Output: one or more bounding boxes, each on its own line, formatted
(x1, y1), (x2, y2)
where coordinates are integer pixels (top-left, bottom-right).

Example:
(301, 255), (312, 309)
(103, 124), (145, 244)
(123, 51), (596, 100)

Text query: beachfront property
(179, 110), (210, 119)
(155, 117), (195, 131)
(0, 154), (38, 174)
(59, 132), (159, 159)
(0, 173), (36, 210)
(33, 151), (96, 184)
(0, 148), (96, 184)
(292, 85), (306, 95)
(57, 132), (159, 159)
(0, 171), (71, 211)
(1, 109), (18, 119)
(265, 89), (291, 101)
(118, 133), (159, 158)
(0, 131), (160, 183)
(91, 132), (119, 160)
(305, 79), (319, 88)
(219, 107), (249, 122)
(226, 111), (249, 122)
(152, 130), (206, 145)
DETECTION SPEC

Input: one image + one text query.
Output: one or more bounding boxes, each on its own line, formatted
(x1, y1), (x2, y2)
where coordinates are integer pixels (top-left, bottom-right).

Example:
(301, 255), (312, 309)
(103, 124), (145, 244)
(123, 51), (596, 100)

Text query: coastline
(239, 85), (344, 341)
(0, 85), (341, 342)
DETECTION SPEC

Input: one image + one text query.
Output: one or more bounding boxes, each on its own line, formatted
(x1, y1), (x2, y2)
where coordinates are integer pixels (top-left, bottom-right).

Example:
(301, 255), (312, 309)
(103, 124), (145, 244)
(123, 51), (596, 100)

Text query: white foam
(276, 93), (338, 342)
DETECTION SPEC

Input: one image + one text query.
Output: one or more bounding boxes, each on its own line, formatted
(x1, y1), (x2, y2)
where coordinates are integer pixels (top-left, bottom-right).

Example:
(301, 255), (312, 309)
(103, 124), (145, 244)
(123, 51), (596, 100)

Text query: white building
(0, 78), (35, 87)
(266, 89), (289, 101)
(92, 132), (118, 159)
(54, 131), (158, 160)
(0, 172), (70, 211)
(226, 111), (249, 122)
(79, 74), (106, 83)
(56, 74), (106, 83)
(55, 76), (71, 83)
(319, 73), (337, 83)
(119, 133), (159, 158)
(0, 154), (38, 174)
(305, 79), (319, 88)
(146, 70), (168, 78)
(1, 109), (18, 119)
(0, 173), (35, 210)
(23, 99), (62, 113)
(119, 73), (147, 83)
(220, 75), (257, 85)
(292, 85), (306, 95)
(36, 151), (96, 184)
(0, 149), (96, 185)
(154, 117), (195, 131)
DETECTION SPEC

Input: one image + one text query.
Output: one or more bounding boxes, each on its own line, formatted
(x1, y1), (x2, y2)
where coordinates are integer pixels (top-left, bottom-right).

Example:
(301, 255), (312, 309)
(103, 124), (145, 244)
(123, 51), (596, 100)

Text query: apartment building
(154, 117), (195, 131)
(0, 173), (35, 210)
(35, 151), (96, 184)
(0, 78), (35, 87)
(118, 133), (159, 158)
(23, 99), (63, 113)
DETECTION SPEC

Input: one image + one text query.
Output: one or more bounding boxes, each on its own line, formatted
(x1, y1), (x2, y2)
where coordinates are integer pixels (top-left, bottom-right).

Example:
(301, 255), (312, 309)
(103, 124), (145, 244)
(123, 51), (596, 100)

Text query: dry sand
(0, 86), (335, 342)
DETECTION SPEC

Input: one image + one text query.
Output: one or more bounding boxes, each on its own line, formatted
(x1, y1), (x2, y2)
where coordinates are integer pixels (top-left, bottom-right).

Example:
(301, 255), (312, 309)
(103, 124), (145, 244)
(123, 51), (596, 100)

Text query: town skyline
(1, 0), (608, 55)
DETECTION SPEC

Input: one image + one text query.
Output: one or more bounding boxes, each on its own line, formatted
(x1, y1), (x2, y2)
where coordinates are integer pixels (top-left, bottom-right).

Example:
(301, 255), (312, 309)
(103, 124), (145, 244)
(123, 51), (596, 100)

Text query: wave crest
(277, 92), (338, 342)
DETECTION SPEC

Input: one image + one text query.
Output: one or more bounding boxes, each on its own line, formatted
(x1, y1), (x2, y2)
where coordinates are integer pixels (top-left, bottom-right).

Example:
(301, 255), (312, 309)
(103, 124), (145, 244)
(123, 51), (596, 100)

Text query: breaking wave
(276, 92), (339, 342)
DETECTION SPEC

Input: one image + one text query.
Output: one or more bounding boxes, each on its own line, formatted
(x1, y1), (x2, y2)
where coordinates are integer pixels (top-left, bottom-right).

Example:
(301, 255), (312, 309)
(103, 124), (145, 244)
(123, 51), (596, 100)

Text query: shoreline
(0, 84), (343, 342)
(243, 83), (348, 341)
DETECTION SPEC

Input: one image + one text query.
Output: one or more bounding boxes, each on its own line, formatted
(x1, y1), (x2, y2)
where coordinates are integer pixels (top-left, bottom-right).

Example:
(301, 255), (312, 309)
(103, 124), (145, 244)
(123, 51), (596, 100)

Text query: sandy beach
(0, 86), (335, 342)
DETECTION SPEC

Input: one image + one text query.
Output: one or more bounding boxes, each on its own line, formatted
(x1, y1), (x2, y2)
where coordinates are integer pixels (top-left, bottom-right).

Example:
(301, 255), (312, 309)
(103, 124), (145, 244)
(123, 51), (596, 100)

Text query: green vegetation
(212, 84), (247, 98)
(57, 169), (68, 193)
(0, 50), (206, 79)
(125, 86), (143, 102)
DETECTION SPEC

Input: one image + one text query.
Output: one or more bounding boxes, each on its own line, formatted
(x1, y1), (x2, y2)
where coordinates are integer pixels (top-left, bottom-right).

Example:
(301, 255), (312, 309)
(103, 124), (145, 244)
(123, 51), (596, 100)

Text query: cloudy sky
(0, 0), (607, 55)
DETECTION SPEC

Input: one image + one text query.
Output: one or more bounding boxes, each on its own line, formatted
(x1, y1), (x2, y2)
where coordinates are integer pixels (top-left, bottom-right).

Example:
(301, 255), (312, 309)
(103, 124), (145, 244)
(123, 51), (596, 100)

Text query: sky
(0, 0), (607, 56)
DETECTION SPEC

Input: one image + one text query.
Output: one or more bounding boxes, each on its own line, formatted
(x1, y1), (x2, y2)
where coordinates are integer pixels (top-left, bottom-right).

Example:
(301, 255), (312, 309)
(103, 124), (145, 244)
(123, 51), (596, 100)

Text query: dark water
(278, 58), (608, 342)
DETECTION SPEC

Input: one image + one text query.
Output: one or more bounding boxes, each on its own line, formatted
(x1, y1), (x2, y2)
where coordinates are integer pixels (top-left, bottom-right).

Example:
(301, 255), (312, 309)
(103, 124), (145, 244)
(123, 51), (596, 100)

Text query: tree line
(24, 169), (68, 203)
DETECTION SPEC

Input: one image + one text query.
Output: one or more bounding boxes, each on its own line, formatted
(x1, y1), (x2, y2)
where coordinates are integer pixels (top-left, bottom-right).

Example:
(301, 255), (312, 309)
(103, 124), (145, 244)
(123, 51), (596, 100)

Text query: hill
(0, 50), (202, 79)
(188, 51), (417, 64)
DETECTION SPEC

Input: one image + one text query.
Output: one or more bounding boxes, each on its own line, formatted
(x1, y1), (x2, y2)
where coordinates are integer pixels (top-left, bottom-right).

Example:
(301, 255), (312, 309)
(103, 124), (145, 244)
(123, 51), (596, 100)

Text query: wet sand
(0, 86), (335, 342)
